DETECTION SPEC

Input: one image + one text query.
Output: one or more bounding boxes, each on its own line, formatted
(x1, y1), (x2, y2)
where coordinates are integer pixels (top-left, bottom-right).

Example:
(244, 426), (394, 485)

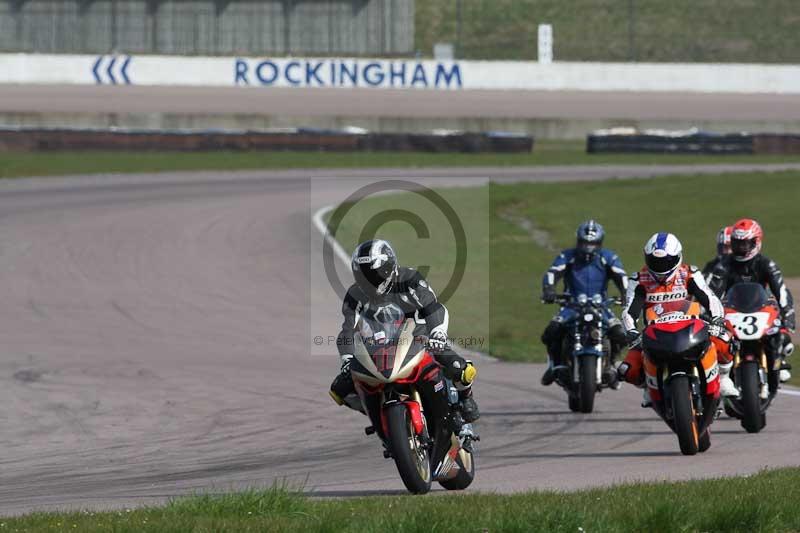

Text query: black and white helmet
(351, 239), (398, 298)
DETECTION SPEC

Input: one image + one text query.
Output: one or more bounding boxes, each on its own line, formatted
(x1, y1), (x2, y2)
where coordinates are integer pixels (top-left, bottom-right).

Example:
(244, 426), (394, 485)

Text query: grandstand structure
(0, 0), (414, 56)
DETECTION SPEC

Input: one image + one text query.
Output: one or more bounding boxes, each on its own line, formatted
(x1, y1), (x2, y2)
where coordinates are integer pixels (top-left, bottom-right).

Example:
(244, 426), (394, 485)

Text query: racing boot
(329, 372), (353, 405)
(459, 388), (480, 423)
(780, 339), (793, 382)
(541, 356), (567, 386)
(718, 361), (740, 398)
(602, 360), (621, 390)
(641, 387), (653, 408)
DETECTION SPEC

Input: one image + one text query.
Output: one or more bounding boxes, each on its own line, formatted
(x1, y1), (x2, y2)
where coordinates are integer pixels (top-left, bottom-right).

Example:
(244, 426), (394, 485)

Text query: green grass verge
(416, 0), (800, 63)
(5, 468), (800, 531)
(331, 172), (800, 362)
(3, 142), (800, 178)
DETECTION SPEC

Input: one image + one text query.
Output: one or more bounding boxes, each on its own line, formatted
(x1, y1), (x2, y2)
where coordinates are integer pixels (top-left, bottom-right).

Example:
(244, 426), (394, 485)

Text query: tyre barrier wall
(0, 127), (534, 153)
(587, 130), (800, 155)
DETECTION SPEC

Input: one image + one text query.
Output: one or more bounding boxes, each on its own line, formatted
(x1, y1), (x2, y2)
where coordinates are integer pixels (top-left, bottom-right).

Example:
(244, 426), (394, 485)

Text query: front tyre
(739, 362), (764, 433)
(578, 355), (598, 413)
(385, 403), (432, 494)
(670, 375), (699, 456)
(438, 449), (475, 491)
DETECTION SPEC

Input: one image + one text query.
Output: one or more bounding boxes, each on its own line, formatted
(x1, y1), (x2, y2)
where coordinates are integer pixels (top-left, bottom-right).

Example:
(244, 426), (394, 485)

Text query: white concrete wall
(2, 53), (800, 94)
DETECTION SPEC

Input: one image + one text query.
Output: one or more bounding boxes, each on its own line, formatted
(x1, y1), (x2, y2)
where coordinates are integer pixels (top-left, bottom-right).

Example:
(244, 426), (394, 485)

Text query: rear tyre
(578, 355), (598, 413)
(723, 399), (740, 419)
(438, 450), (475, 490)
(568, 395), (581, 412)
(670, 375), (699, 456)
(385, 404), (432, 494)
(698, 429), (711, 453)
(740, 363), (763, 433)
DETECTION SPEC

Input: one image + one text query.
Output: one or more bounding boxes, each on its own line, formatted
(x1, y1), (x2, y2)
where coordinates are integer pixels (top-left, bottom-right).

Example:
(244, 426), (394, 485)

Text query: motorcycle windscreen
(357, 311), (416, 379)
(724, 282), (769, 313)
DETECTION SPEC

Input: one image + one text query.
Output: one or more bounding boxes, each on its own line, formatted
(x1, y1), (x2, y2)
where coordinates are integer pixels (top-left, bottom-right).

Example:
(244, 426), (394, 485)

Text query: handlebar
(544, 294), (623, 307)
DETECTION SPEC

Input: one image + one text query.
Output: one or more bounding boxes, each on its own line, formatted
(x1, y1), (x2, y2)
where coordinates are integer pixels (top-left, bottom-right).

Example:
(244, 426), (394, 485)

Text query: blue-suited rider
(540, 220), (628, 387)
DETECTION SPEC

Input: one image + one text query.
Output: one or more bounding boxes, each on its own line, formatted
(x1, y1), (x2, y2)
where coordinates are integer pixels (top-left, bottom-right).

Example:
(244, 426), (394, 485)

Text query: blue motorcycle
(549, 294), (622, 413)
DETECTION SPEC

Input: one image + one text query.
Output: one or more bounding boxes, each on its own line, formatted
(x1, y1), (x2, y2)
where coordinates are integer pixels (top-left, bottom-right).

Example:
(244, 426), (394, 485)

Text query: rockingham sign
(3, 53), (800, 94)
(234, 58), (463, 89)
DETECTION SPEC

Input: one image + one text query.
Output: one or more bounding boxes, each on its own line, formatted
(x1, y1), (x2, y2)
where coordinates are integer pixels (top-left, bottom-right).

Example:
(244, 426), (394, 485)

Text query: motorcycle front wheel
(385, 403), (432, 494)
(739, 362), (765, 433)
(670, 375), (700, 456)
(578, 355), (598, 413)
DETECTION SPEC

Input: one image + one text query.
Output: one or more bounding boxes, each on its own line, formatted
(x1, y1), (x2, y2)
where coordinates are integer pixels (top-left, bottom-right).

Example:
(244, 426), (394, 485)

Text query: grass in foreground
(3, 142), (800, 178)
(331, 172), (800, 362)
(6, 468), (800, 532)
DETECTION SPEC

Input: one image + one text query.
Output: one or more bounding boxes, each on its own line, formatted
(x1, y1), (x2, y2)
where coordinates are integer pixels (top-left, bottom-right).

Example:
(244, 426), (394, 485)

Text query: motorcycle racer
(709, 219), (795, 381)
(702, 226), (732, 280)
(618, 232), (739, 399)
(540, 220), (628, 387)
(329, 239), (480, 428)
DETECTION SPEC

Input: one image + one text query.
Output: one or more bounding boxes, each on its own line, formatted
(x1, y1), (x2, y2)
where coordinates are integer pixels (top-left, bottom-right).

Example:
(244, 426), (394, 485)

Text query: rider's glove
(541, 287), (557, 304)
(708, 317), (731, 342)
(427, 330), (449, 354)
(340, 353), (354, 374)
(626, 329), (642, 348)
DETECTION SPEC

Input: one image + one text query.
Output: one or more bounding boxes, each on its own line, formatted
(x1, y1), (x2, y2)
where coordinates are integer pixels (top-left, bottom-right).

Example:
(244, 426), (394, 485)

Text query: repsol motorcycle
(641, 302), (720, 455)
(722, 282), (787, 433)
(349, 305), (475, 494)
(549, 294), (622, 413)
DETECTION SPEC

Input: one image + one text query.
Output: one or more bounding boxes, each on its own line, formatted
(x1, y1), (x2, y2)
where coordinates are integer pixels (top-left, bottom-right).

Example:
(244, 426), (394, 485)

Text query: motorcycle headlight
(577, 294), (589, 305)
(592, 294), (603, 305)
(584, 313), (594, 322)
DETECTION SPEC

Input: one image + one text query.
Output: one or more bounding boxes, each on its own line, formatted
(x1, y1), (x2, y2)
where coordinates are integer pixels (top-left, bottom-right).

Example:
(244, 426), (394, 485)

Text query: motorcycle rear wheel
(670, 375), (699, 456)
(438, 450), (475, 491)
(698, 429), (711, 453)
(385, 403), (432, 494)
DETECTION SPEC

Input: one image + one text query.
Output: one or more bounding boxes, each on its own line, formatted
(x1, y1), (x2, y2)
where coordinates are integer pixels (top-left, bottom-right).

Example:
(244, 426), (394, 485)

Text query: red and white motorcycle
(723, 282), (788, 433)
(348, 305), (475, 494)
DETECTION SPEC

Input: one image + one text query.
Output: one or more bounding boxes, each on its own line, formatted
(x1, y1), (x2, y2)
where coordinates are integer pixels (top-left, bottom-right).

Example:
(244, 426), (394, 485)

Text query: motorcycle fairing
(351, 317), (427, 385)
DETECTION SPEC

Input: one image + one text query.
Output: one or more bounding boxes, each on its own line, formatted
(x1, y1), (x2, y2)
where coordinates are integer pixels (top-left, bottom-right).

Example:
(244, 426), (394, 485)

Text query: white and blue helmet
(644, 232), (683, 283)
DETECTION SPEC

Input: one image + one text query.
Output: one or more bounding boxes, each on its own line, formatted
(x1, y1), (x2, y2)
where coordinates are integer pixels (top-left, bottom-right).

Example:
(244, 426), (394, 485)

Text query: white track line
(780, 386), (800, 398)
(312, 204), (350, 266)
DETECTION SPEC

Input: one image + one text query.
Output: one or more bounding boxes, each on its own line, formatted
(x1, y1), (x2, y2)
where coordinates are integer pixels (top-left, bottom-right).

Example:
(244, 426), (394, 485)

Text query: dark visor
(646, 254), (679, 274)
(731, 238), (755, 256)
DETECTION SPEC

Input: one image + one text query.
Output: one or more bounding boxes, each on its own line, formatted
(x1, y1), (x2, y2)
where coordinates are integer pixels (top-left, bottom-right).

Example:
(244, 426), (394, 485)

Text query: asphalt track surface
(1, 165), (800, 516)
(4, 85), (800, 121)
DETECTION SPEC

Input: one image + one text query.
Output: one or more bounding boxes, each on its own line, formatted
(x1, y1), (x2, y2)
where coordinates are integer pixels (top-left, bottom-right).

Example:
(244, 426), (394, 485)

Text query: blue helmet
(576, 220), (604, 261)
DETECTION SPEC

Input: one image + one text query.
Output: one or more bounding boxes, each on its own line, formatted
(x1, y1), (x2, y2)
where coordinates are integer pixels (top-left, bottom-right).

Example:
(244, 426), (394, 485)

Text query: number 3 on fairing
(740, 315), (758, 335)
(727, 312), (769, 340)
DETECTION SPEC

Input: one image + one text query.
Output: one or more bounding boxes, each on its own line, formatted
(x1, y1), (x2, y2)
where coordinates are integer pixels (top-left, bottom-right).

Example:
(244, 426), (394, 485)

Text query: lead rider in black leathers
(329, 239), (480, 428)
(709, 218), (795, 381)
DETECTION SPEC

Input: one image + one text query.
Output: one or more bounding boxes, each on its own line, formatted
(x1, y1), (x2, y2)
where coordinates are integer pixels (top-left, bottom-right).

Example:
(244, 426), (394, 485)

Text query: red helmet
(716, 226), (732, 256)
(730, 219), (763, 262)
